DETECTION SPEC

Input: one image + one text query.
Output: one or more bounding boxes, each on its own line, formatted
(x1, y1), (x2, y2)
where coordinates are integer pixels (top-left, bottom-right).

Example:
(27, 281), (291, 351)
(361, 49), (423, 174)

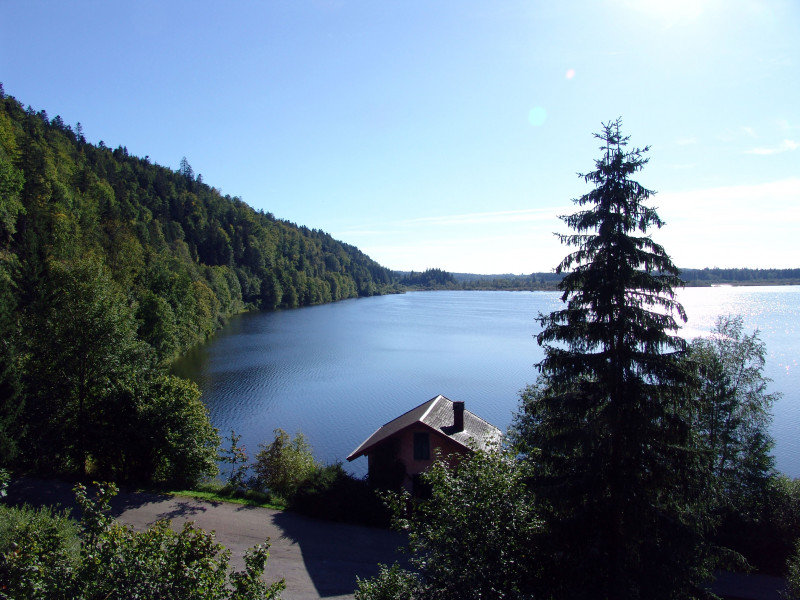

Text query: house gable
(347, 395), (502, 491)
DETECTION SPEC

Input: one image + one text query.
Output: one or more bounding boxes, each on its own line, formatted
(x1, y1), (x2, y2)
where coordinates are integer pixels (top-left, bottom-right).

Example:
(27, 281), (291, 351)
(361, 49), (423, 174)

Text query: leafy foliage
(0, 482), (285, 600)
(16, 256), (219, 484)
(142, 375), (221, 486)
(785, 539), (800, 599)
(253, 429), (316, 500)
(519, 119), (715, 599)
(290, 462), (390, 526)
(219, 429), (250, 487)
(355, 563), (421, 600)
(690, 315), (778, 505)
(0, 502), (82, 598)
(357, 447), (541, 600)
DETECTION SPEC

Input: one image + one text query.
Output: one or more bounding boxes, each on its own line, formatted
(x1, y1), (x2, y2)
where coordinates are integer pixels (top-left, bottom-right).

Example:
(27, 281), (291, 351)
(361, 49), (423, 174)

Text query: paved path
(6, 478), (407, 600)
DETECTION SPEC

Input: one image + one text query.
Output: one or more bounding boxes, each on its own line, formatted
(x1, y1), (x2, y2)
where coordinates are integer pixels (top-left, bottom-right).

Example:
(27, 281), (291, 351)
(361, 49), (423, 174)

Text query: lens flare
(527, 106), (547, 127)
(566, 68), (576, 79)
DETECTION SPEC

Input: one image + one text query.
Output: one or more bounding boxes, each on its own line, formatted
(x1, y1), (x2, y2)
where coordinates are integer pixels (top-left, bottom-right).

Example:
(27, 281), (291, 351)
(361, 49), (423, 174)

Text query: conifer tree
(517, 119), (714, 599)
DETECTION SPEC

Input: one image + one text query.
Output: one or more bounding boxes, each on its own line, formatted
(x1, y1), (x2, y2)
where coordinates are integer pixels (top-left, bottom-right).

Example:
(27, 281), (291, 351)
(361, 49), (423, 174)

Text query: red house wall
(369, 426), (468, 492)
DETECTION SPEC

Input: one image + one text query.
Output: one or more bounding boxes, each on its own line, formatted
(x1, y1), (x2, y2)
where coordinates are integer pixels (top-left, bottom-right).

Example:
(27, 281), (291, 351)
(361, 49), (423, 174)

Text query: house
(346, 394), (502, 493)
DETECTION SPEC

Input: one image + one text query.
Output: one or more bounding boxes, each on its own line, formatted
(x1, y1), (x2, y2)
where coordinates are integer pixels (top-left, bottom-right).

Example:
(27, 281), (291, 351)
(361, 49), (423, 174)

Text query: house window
(413, 432), (430, 460)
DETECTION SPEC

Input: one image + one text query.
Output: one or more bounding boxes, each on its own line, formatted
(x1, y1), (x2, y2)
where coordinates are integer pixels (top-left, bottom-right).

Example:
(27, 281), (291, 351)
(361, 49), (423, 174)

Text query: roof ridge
(419, 394), (443, 423)
(376, 394), (440, 427)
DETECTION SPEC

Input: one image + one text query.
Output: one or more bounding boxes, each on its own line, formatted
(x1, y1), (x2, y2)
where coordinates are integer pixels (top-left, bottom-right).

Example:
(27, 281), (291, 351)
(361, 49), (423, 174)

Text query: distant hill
(0, 87), (399, 362)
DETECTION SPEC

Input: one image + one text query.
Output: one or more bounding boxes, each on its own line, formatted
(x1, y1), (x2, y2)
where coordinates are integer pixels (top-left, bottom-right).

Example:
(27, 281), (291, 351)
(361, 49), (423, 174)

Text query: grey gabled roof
(346, 394), (502, 461)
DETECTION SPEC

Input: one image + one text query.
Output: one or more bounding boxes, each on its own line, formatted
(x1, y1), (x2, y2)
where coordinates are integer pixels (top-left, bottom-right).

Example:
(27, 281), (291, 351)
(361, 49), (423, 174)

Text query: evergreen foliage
(516, 119), (715, 599)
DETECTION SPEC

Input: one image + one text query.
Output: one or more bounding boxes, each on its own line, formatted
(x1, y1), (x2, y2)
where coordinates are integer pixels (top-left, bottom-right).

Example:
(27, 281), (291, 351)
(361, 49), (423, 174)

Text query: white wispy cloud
(741, 126), (758, 138)
(335, 207), (568, 238)
(674, 136), (698, 146)
(335, 180), (799, 273)
(745, 139), (799, 155)
(399, 207), (566, 227)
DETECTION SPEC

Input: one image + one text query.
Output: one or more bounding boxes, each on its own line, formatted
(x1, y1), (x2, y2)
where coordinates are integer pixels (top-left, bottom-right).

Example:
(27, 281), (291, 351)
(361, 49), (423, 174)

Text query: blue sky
(2, 0), (798, 273)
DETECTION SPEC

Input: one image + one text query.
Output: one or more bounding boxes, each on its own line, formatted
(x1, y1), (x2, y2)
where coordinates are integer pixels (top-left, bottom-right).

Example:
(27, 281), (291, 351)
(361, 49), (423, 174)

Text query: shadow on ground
(6, 477), (191, 520)
(272, 510), (408, 598)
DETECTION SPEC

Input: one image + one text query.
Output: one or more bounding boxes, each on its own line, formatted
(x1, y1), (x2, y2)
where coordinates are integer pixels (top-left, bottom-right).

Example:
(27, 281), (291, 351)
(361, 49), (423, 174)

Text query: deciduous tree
(220, 429), (249, 487)
(356, 447), (541, 600)
(690, 315), (778, 505)
(253, 429), (316, 499)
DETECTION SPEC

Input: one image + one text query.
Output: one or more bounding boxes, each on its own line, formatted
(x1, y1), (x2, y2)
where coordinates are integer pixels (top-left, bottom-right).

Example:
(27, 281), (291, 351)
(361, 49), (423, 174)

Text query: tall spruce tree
(517, 119), (715, 599)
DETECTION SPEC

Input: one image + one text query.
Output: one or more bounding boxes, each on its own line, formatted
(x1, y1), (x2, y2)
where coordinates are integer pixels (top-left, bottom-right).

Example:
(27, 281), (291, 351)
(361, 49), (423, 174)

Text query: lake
(172, 287), (800, 478)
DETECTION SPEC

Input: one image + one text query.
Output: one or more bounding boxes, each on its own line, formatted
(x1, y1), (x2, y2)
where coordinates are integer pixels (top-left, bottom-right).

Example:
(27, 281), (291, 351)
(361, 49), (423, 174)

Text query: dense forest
(0, 86), (398, 483)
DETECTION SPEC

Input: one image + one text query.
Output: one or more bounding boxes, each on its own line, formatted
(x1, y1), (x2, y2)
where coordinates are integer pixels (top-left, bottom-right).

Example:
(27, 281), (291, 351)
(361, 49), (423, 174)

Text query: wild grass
(168, 481), (286, 510)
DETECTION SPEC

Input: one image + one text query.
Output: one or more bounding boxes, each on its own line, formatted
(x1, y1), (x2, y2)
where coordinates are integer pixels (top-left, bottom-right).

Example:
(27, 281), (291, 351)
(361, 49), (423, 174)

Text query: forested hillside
(0, 86), (396, 359)
(0, 86), (395, 482)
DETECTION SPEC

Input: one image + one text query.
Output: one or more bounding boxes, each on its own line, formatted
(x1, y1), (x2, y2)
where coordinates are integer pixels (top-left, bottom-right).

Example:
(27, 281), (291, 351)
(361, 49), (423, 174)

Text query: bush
(716, 475), (800, 575)
(785, 540), (800, 599)
(0, 482), (285, 600)
(291, 463), (390, 527)
(253, 429), (316, 499)
(355, 563), (421, 600)
(0, 503), (82, 599)
(357, 447), (541, 600)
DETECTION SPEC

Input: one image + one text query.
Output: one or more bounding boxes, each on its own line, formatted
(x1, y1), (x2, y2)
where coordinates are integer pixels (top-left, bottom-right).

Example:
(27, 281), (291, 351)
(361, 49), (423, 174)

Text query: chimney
(453, 401), (465, 432)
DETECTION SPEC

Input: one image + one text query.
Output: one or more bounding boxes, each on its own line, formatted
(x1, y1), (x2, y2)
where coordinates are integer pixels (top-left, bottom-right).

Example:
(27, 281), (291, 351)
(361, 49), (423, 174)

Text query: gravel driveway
(5, 478), (407, 600)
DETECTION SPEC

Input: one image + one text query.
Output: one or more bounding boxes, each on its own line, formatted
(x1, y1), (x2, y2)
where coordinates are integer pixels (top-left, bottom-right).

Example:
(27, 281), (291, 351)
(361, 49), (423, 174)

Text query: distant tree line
(398, 268), (457, 289)
(680, 267), (800, 286)
(453, 272), (563, 290)
(453, 268), (800, 291)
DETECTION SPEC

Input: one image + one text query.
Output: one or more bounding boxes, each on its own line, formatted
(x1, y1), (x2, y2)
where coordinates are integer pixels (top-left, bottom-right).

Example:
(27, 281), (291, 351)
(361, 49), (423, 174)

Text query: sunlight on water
(173, 287), (800, 478)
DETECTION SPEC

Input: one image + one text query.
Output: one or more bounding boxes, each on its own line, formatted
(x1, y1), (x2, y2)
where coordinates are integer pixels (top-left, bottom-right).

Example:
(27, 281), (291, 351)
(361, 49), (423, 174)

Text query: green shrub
(716, 475), (800, 574)
(0, 503), (82, 599)
(785, 539), (800, 599)
(253, 429), (316, 499)
(355, 563), (421, 600)
(0, 482), (285, 600)
(291, 463), (390, 527)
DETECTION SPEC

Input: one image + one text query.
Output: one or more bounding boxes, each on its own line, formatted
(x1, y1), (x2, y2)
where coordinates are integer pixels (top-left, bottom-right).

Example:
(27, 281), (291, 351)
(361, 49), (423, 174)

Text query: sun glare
(623, 0), (710, 26)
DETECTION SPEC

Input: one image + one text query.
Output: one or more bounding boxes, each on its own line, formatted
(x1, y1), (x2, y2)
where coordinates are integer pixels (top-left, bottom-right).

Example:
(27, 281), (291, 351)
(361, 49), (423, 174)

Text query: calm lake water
(172, 287), (800, 478)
